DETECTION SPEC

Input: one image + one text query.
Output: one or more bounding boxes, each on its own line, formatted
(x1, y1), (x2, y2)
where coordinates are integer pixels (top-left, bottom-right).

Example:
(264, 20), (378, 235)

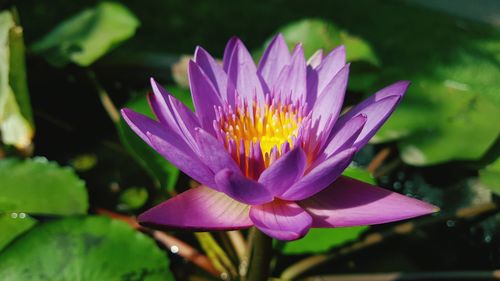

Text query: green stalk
(247, 229), (273, 281)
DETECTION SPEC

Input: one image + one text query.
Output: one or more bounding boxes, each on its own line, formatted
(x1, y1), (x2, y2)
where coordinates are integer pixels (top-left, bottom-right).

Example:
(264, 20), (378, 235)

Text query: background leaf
(374, 79), (500, 166)
(0, 157), (88, 215)
(480, 158), (500, 194)
(0, 213), (36, 252)
(31, 2), (139, 67)
(0, 11), (33, 149)
(263, 19), (379, 65)
(342, 166), (376, 184)
(283, 226), (368, 254)
(0, 216), (174, 281)
(118, 187), (148, 210)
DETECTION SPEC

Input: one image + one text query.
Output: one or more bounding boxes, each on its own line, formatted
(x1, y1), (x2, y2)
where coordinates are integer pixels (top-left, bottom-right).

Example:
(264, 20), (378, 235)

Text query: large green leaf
(0, 216), (174, 280)
(0, 213), (36, 252)
(283, 226), (368, 254)
(31, 2), (139, 67)
(342, 166), (376, 184)
(374, 79), (500, 166)
(265, 19), (379, 66)
(263, 2), (500, 166)
(480, 158), (500, 195)
(0, 11), (33, 149)
(0, 157), (88, 215)
(324, 1), (500, 166)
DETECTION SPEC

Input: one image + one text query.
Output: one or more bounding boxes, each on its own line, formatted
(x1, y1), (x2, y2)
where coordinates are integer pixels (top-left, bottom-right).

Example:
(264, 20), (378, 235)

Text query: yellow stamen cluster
(218, 101), (303, 158)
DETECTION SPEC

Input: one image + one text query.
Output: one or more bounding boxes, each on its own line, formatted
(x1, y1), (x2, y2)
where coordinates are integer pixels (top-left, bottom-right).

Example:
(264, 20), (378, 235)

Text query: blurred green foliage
(0, 216), (173, 281)
(0, 157), (88, 215)
(283, 226), (369, 254)
(0, 213), (36, 251)
(31, 2), (139, 67)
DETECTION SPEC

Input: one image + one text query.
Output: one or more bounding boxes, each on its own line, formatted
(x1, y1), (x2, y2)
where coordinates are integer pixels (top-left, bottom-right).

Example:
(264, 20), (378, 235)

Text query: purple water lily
(122, 34), (438, 240)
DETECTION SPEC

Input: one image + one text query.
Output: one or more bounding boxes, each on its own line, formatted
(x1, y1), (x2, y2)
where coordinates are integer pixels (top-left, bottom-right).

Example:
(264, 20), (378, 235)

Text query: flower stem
(86, 70), (120, 123)
(247, 229), (273, 281)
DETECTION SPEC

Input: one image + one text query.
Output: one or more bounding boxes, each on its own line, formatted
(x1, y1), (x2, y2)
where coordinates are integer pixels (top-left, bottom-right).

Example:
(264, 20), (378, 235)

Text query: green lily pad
(0, 157), (88, 215)
(266, 19), (379, 66)
(479, 158), (500, 194)
(308, 1), (500, 166)
(283, 226), (368, 254)
(31, 2), (139, 67)
(0, 216), (174, 280)
(0, 213), (36, 252)
(118, 187), (148, 210)
(374, 79), (500, 166)
(342, 166), (376, 184)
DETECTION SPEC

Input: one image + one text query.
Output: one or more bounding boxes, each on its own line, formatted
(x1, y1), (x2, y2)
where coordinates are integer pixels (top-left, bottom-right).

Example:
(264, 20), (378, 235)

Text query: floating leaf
(283, 226), (368, 254)
(305, 1), (500, 166)
(118, 187), (148, 210)
(0, 213), (36, 252)
(0, 157), (88, 215)
(480, 158), (500, 194)
(342, 166), (376, 184)
(374, 79), (500, 166)
(262, 19), (379, 66)
(0, 11), (34, 149)
(0, 216), (174, 280)
(31, 2), (139, 67)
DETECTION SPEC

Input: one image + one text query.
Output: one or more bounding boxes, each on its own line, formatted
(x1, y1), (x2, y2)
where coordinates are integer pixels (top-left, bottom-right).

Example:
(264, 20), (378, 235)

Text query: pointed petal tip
(301, 176), (439, 228)
(193, 45), (208, 60)
(433, 206), (441, 213)
(149, 77), (167, 97)
(120, 108), (130, 116)
(120, 108), (138, 124)
(386, 80), (411, 97)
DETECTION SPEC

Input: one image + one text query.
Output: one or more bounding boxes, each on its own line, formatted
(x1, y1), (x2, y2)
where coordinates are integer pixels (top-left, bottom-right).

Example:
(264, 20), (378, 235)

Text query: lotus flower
(122, 34), (438, 240)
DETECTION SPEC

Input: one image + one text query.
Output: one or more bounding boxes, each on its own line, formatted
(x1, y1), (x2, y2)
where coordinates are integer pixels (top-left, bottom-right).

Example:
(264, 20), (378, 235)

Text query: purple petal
(194, 127), (241, 173)
(146, 131), (215, 187)
(223, 36), (238, 72)
(274, 44), (307, 102)
(280, 147), (357, 201)
(258, 34), (291, 88)
(310, 64), (350, 134)
(305, 66), (319, 111)
(258, 147), (307, 196)
(139, 186), (252, 230)
(188, 60), (223, 134)
(121, 109), (215, 186)
(194, 47), (233, 105)
(215, 169), (274, 205)
(250, 200), (312, 241)
(150, 79), (200, 151)
(321, 114), (367, 159)
(334, 81), (410, 149)
(307, 49), (323, 69)
(227, 39), (266, 101)
(300, 176), (439, 227)
(148, 80), (176, 128)
(316, 45), (346, 94)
